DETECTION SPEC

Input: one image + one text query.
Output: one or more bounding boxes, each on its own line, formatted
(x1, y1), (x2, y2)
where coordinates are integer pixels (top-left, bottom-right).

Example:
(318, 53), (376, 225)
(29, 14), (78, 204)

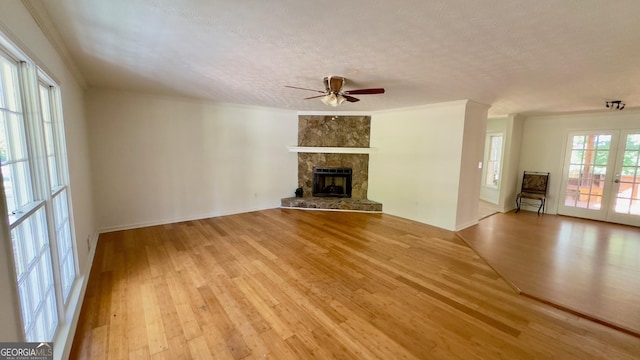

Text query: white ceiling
(34, 0), (640, 115)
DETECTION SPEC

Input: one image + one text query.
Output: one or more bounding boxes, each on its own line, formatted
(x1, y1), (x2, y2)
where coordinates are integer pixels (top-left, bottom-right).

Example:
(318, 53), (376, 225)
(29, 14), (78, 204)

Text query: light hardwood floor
(70, 209), (640, 359)
(478, 200), (500, 220)
(458, 210), (640, 337)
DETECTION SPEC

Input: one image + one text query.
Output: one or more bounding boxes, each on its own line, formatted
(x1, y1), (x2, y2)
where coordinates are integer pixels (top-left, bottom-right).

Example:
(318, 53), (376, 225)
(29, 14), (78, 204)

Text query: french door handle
(614, 179), (620, 183)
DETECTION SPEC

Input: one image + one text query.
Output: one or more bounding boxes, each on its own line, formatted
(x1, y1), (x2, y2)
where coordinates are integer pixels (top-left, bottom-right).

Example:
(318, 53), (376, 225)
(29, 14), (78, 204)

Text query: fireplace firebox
(313, 167), (352, 198)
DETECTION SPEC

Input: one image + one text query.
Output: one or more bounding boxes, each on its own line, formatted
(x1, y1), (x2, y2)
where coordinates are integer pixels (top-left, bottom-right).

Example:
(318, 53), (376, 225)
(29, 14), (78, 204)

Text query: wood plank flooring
(478, 200), (500, 220)
(70, 209), (640, 359)
(458, 211), (640, 337)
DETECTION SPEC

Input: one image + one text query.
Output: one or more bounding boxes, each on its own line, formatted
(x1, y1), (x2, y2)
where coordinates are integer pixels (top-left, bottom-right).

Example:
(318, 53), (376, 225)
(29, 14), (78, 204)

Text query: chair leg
(537, 199), (545, 216)
(516, 196), (521, 213)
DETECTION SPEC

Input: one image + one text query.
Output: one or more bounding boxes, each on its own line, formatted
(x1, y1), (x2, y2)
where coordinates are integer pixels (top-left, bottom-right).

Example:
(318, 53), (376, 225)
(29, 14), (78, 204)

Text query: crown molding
(21, 0), (86, 88)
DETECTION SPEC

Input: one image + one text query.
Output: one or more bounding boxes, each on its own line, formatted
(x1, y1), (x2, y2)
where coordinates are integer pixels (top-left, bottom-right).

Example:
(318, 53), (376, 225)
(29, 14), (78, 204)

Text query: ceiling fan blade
(344, 88), (385, 95)
(303, 95), (326, 100)
(343, 95), (360, 103)
(285, 85), (325, 94)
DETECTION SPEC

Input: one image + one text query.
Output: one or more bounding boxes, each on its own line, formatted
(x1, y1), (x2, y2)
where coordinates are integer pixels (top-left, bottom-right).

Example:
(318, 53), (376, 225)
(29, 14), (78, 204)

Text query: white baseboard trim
(455, 219), (479, 231)
(97, 206), (277, 234)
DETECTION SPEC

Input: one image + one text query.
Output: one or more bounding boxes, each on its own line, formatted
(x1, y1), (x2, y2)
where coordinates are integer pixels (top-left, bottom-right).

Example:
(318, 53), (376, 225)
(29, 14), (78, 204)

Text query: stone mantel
(287, 146), (377, 154)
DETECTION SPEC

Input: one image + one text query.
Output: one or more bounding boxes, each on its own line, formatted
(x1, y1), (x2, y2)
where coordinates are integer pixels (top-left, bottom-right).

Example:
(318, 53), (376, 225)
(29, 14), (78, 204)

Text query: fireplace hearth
(313, 167), (352, 198)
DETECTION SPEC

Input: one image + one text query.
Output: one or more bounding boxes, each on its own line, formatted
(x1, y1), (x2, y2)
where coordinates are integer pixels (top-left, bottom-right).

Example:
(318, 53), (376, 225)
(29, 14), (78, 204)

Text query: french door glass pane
(614, 134), (640, 215)
(485, 134), (503, 187)
(564, 134), (611, 209)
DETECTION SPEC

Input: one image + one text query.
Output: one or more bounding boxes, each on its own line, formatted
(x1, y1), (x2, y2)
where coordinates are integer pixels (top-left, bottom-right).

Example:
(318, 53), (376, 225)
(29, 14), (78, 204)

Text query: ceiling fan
(285, 76), (385, 107)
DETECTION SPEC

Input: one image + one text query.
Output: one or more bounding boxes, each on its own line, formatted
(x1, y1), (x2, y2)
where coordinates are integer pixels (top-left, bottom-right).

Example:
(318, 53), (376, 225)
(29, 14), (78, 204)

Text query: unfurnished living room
(0, 1), (639, 359)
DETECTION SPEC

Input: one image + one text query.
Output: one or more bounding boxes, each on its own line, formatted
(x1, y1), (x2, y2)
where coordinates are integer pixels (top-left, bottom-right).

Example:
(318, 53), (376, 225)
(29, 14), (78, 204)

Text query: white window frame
(38, 73), (77, 304)
(1, 31), (78, 342)
(483, 132), (504, 189)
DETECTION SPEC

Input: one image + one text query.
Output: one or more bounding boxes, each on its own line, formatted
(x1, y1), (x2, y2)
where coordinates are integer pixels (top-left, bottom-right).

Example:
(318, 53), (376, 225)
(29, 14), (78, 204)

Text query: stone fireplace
(281, 115), (382, 212)
(297, 115), (370, 199)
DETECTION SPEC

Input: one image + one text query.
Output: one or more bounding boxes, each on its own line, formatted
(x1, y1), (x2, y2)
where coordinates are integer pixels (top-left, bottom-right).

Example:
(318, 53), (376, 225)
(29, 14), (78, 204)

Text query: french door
(558, 130), (640, 226)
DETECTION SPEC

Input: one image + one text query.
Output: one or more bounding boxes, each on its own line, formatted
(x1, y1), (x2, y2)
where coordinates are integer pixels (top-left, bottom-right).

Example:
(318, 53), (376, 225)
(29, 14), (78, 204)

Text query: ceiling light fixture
(321, 93), (346, 107)
(605, 100), (625, 110)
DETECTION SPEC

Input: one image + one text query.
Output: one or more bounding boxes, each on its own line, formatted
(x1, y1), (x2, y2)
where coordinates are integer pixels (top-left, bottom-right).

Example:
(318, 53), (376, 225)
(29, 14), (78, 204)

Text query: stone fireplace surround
(280, 115), (382, 212)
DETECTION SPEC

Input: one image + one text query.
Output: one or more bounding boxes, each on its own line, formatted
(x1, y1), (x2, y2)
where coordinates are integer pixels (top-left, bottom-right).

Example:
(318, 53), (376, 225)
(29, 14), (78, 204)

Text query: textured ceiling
(35, 0), (640, 115)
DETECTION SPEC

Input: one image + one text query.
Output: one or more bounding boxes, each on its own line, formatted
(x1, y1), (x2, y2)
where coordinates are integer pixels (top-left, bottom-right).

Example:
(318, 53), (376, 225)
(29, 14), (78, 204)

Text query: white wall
(87, 89), (298, 231)
(369, 101), (474, 231)
(0, 0), (96, 355)
(499, 115), (525, 212)
(455, 101), (489, 230)
(519, 109), (640, 214)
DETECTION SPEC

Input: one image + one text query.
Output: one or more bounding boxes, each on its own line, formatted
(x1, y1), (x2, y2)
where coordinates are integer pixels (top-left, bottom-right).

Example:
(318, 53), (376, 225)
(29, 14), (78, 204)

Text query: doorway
(480, 132), (504, 205)
(558, 130), (640, 226)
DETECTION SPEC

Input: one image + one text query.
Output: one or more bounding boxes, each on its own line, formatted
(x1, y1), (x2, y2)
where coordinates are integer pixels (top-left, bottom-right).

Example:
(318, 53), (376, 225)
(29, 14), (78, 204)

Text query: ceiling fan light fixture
(287, 76), (384, 106)
(321, 93), (346, 107)
(605, 100), (625, 110)
(320, 94), (333, 106)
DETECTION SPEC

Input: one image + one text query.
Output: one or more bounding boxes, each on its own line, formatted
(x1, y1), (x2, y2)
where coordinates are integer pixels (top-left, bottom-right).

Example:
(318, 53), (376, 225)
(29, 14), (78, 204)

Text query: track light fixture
(605, 100), (625, 110)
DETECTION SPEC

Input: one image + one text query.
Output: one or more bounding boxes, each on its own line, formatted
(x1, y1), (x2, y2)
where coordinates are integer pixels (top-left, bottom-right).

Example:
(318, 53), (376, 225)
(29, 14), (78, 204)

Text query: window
(39, 79), (76, 301)
(1, 56), (33, 217)
(1, 35), (77, 342)
(11, 207), (57, 341)
(484, 133), (503, 188)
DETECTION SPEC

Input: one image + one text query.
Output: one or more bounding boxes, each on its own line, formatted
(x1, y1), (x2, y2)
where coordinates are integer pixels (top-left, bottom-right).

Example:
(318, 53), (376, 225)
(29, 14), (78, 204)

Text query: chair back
(521, 171), (549, 195)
